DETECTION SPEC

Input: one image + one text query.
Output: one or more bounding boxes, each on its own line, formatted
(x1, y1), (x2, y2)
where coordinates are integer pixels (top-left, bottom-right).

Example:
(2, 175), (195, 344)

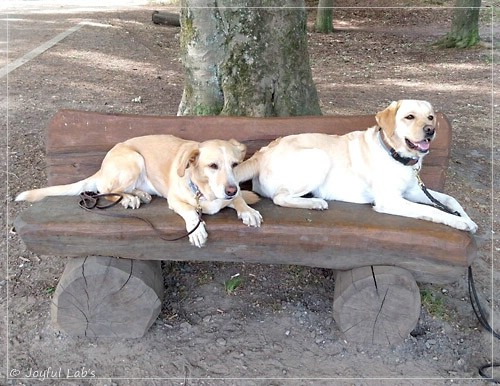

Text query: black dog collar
(378, 128), (420, 166)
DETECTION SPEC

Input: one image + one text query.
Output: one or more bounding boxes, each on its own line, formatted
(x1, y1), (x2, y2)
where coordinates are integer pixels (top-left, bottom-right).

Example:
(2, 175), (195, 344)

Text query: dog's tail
(15, 176), (98, 202)
(235, 155), (260, 183)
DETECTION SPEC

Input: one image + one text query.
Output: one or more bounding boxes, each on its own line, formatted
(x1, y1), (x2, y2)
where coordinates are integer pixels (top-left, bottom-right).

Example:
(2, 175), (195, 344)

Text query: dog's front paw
(465, 218), (478, 234)
(309, 198), (328, 210)
(188, 220), (208, 248)
(132, 189), (152, 204)
(452, 217), (478, 233)
(120, 194), (142, 209)
(239, 208), (263, 227)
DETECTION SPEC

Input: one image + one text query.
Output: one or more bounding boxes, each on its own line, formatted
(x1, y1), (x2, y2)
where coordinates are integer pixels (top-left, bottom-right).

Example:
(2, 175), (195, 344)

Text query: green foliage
(224, 275), (242, 294)
(46, 287), (56, 296)
(420, 289), (448, 319)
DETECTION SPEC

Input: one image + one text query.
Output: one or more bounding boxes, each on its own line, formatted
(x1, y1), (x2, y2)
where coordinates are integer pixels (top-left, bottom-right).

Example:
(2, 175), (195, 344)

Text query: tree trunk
(437, 0), (481, 48)
(178, 0), (322, 117)
(315, 0), (334, 33)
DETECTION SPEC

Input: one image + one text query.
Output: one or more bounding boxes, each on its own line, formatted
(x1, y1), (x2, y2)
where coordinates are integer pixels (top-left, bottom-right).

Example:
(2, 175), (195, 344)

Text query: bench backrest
(45, 110), (452, 190)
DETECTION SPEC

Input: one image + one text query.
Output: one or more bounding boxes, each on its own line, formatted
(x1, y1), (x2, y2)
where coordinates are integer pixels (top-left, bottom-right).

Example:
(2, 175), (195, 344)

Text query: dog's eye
(428, 115), (434, 121)
(231, 162), (239, 169)
(405, 114), (415, 120)
(208, 163), (219, 170)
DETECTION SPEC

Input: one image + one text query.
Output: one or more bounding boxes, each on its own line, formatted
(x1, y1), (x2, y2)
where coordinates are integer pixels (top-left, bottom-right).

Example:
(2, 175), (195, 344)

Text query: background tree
(178, 0), (322, 116)
(315, 0), (334, 33)
(437, 0), (481, 48)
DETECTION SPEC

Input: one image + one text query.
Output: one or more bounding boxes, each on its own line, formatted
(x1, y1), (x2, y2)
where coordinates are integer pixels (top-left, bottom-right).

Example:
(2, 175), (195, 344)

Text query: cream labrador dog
(16, 135), (262, 247)
(235, 100), (477, 232)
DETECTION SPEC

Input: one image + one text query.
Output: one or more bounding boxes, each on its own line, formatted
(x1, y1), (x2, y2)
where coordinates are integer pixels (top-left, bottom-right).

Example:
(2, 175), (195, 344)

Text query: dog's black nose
(225, 185), (238, 197)
(423, 125), (435, 138)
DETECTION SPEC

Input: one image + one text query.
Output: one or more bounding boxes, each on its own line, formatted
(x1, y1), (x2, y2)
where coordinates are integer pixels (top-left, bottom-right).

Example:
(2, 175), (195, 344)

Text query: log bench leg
(332, 265), (421, 345)
(51, 256), (164, 338)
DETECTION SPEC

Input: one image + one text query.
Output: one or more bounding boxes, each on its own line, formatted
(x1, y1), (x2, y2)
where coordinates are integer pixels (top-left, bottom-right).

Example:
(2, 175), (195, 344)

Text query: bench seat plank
(14, 196), (476, 284)
(45, 110), (451, 190)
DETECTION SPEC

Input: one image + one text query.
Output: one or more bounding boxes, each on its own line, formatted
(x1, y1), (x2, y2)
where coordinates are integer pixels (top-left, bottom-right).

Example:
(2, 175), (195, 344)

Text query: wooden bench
(14, 109), (477, 345)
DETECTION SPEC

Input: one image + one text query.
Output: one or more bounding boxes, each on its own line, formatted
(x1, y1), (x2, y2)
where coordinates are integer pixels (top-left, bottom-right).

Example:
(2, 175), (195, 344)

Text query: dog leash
(414, 171), (461, 216)
(413, 173), (499, 382)
(78, 192), (123, 209)
(78, 191), (203, 242)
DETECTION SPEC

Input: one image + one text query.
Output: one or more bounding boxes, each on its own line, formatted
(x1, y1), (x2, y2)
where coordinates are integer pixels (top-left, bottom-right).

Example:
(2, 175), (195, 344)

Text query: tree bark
(315, 0), (334, 33)
(437, 0), (481, 48)
(178, 0), (321, 117)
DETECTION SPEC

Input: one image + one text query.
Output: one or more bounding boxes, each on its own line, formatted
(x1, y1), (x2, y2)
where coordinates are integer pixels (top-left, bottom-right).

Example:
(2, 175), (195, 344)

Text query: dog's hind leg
(273, 189), (328, 210)
(95, 145), (148, 209)
(268, 148), (330, 210)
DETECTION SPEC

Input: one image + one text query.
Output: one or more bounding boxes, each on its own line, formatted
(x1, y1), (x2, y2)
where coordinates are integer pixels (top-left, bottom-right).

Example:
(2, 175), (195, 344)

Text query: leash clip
(414, 168), (424, 188)
(195, 192), (203, 215)
(189, 179), (204, 215)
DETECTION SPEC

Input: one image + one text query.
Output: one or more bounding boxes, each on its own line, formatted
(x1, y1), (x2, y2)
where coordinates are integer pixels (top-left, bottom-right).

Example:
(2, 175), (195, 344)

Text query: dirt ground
(2, 1), (499, 385)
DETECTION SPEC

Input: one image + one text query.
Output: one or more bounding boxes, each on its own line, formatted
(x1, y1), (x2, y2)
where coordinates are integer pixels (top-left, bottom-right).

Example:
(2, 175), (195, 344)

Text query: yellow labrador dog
(16, 135), (262, 247)
(236, 100), (477, 232)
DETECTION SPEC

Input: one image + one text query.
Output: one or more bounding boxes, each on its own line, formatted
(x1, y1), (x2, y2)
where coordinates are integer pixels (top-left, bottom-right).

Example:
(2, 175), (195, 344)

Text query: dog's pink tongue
(415, 140), (430, 151)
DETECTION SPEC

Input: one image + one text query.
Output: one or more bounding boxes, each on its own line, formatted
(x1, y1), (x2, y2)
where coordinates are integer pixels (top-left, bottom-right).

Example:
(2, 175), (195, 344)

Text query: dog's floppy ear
(375, 100), (400, 137)
(229, 139), (247, 162)
(177, 144), (200, 177)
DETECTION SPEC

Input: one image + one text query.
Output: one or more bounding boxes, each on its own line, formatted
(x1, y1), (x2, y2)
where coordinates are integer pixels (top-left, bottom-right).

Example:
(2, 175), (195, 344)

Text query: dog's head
(376, 100), (436, 159)
(177, 139), (247, 201)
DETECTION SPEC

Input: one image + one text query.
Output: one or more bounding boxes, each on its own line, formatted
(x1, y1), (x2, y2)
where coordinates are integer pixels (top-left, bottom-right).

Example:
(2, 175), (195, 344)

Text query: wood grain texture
(15, 196), (476, 284)
(333, 266), (421, 345)
(51, 256), (163, 338)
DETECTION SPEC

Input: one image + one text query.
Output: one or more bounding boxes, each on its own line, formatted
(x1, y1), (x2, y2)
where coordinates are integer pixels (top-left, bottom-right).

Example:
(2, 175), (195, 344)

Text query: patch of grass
(420, 289), (448, 319)
(224, 275), (242, 295)
(482, 54), (493, 64)
(197, 272), (213, 285)
(46, 287), (56, 296)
